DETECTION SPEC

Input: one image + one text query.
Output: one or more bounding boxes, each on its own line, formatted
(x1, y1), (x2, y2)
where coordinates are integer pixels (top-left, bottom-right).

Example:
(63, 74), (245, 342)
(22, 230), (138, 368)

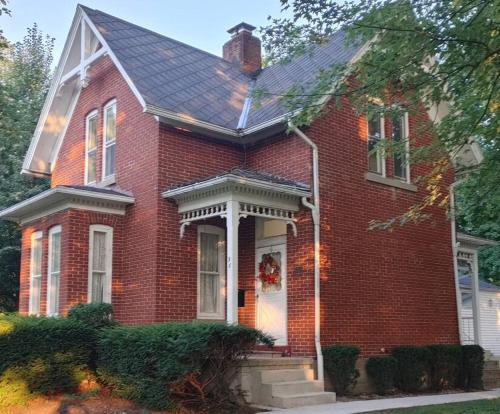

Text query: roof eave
(457, 232), (498, 247)
(0, 186), (135, 224)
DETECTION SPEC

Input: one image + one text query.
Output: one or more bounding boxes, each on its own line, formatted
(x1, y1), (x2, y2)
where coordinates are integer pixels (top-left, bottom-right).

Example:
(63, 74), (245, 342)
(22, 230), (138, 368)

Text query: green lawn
(369, 398), (500, 414)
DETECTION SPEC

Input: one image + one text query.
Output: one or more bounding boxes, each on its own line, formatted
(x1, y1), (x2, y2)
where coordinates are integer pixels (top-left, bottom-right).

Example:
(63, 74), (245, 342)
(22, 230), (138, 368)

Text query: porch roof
(0, 185), (135, 225)
(162, 168), (310, 238)
(163, 168), (310, 199)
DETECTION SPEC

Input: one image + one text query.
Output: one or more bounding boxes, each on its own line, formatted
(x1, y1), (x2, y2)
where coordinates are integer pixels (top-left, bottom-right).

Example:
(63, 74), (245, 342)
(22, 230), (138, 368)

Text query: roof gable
(23, 5), (363, 176)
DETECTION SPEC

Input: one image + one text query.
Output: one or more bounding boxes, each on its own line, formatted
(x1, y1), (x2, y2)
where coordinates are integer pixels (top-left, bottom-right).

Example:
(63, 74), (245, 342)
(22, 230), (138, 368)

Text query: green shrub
(96, 322), (272, 411)
(426, 345), (462, 390)
(366, 356), (397, 394)
(0, 313), (96, 408)
(322, 345), (360, 396)
(67, 303), (116, 329)
(392, 346), (431, 392)
(461, 345), (484, 390)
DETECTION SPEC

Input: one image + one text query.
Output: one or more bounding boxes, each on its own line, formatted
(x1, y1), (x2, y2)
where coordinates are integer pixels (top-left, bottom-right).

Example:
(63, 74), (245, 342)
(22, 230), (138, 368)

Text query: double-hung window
(102, 101), (116, 181)
(85, 111), (98, 184)
(88, 225), (113, 303)
(47, 226), (61, 316)
(197, 225), (225, 319)
(29, 231), (43, 315)
(367, 116), (385, 175)
(392, 112), (410, 182)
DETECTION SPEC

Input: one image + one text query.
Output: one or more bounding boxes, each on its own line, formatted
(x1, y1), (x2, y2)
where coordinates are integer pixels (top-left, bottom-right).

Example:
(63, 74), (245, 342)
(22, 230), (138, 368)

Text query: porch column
(471, 251), (482, 345)
(226, 200), (239, 324)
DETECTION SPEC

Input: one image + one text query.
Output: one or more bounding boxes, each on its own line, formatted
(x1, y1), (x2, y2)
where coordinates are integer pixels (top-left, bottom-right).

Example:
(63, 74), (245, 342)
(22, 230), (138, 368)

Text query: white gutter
(450, 179), (464, 344)
(289, 123), (323, 382)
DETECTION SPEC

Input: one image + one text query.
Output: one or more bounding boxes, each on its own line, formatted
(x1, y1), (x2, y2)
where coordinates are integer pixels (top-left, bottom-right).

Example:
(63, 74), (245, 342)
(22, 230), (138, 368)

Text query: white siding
(461, 289), (500, 357)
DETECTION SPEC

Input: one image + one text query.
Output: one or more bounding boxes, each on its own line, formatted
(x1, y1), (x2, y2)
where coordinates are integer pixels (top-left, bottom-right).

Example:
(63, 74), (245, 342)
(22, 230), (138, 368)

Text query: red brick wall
(50, 57), (160, 323)
(308, 100), (458, 355)
(155, 124), (243, 322)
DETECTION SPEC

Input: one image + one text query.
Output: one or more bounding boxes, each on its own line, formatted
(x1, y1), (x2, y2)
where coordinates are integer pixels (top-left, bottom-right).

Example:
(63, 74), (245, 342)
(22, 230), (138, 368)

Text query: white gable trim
(23, 6), (146, 177)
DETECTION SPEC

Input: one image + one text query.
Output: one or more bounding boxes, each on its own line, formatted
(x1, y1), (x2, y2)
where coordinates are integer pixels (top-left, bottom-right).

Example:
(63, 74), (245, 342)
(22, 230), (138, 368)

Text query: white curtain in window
(199, 232), (219, 314)
(91, 231), (107, 303)
(48, 231), (61, 315)
(104, 104), (116, 178)
(30, 235), (42, 314)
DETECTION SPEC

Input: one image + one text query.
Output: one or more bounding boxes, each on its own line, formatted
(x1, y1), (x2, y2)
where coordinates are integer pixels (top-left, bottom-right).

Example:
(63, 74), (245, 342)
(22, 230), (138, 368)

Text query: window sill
(98, 175), (116, 187)
(365, 172), (417, 192)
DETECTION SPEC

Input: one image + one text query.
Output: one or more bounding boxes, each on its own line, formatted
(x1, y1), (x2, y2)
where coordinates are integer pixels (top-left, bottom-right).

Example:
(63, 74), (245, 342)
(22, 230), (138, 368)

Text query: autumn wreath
(258, 254), (281, 291)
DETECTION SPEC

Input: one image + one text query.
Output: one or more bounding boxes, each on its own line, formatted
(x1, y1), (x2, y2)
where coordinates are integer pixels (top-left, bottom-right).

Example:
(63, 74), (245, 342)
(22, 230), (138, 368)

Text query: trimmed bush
(392, 346), (431, 392)
(461, 345), (484, 390)
(366, 356), (397, 394)
(68, 303), (117, 329)
(96, 322), (272, 411)
(0, 313), (96, 408)
(426, 345), (462, 390)
(322, 345), (360, 396)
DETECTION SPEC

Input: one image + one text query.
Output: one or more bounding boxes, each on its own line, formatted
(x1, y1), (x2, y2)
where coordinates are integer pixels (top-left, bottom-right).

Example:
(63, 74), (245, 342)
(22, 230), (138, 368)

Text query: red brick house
(0, 5), (467, 402)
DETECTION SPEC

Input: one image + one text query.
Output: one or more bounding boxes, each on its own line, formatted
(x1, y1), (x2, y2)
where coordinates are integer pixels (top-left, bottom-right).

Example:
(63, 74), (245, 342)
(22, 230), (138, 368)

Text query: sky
(0, 0), (284, 63)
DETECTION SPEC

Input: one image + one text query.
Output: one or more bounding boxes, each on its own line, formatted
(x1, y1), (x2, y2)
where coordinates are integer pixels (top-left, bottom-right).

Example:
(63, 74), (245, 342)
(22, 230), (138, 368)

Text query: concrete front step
(271, 391), (336, 409)
(260, 368), (314, 383)
(263, 379), (324, 396)
(485, 360), (500, 369)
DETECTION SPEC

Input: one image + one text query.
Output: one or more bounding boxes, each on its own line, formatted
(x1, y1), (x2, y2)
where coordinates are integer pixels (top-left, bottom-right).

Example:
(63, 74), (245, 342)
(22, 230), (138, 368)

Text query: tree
(456, 143), (500, 284)
(261, 0), (498, 226)
(261, 0), (499, 283)
(0, 24), (53, 310)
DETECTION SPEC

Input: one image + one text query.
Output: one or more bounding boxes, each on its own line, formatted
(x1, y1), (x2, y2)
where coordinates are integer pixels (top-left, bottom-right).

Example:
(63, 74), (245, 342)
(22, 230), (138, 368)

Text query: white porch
(162, 169), (311, 325)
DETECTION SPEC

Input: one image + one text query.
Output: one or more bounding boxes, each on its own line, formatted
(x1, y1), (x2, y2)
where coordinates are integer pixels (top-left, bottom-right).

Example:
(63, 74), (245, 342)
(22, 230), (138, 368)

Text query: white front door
(256, 243), (287, 345)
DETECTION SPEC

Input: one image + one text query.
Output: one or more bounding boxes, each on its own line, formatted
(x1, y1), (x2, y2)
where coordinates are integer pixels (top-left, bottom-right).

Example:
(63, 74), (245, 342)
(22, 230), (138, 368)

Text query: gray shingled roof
(167, 168), (310, 192)
(81, 5), (362, 131)
(459, 276), (500, 292)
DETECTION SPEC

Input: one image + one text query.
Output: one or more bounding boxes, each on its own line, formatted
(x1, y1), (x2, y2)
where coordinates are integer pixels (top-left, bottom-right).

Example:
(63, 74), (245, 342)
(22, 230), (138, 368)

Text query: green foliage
(426, 345), (462, 390)
(366, 356), (397, 394)
(68, 303), (117, 330)
(322, 344), (360, 396)
(392, 346), (431, 392)
(0, 246), (19, 311)
(460, 345), (484, 390)
(0, 313), (96, 408)
(263, 0), (499, 228)
(96, 322), (272, 410)
(0, 24), (53, 311)
(456, 145), (500, 285)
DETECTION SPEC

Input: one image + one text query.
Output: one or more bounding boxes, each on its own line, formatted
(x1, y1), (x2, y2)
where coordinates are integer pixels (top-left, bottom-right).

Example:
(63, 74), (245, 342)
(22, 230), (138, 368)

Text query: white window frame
(87, 224), (113, 304)
(197, 225), (226, 320)
(47, 225), (62, 316)
(367, 115), (386, 177)
(393, 112), (411, 183)
(29, 231), (43, 315)
(102, 100), (117, 183)
(84, 110), (98, 185)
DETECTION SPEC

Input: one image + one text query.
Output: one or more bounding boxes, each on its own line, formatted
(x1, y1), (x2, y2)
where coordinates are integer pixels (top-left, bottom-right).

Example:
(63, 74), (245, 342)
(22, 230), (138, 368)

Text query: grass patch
(368, 398), (500, 413)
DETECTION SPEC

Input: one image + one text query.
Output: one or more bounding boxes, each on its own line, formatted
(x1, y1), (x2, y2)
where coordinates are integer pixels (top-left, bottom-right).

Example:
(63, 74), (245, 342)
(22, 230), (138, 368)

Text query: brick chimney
(223, 22), (261, 74)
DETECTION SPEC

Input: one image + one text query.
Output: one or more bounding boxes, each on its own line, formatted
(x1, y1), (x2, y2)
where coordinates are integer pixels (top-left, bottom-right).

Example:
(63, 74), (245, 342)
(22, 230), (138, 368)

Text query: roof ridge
(79, 4), (250, 74)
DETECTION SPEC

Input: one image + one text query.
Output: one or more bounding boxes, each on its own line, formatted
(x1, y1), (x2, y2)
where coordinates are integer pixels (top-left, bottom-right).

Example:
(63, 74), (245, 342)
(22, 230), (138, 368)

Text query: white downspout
(289, 123), (323, 382)
(450, 179), (464, 344)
